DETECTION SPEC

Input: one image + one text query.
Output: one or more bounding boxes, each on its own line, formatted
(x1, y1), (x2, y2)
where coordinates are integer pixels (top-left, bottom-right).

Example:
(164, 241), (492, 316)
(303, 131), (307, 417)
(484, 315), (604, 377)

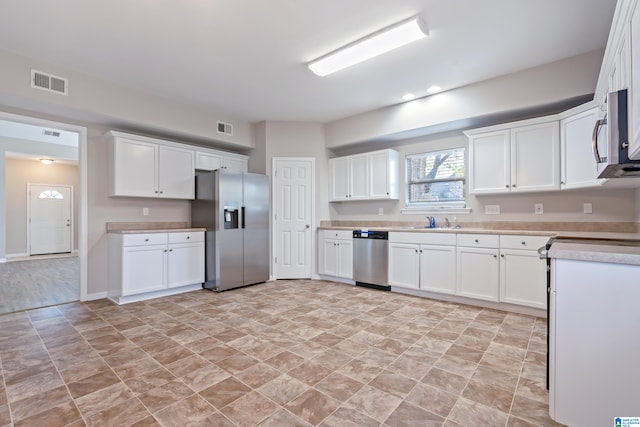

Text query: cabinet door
(158, 145), (195, 199)
(369, 150), (399, 199)
(322, 239), (339, 276)
(499, 249), (546, 309)
(222, 156), (248, 172)
(629, 0), (640, 160)
(122, 245), (166, 295)
(111, 138), (158, 197)
(349, 154), (369, 200)
(510, 122), (560, 192)
(167, 243), (204, 288)
(560, 108), (603, 189)
(388, 243), (420, 289)
(196, 152), (222, 171)
(329, 157), (350, 201)
(468, 130), (510, 194)
(419, 245), (456, 294)
(456, 247), (499, 301)
(337, 240), (353, 279)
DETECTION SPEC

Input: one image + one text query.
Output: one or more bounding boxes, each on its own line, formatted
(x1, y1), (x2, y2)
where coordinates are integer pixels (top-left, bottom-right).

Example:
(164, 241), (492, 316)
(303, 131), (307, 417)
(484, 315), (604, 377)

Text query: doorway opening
(0, 112), (87, 315)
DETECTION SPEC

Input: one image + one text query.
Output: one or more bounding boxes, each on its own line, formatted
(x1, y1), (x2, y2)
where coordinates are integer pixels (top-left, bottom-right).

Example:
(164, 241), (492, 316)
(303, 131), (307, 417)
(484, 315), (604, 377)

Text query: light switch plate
(378, 207), (383, 216)
(534, 203), (543, 214)
(143, 207), (149, 216)
(584, 203), (593, 214)
(485, 205), (500, 215)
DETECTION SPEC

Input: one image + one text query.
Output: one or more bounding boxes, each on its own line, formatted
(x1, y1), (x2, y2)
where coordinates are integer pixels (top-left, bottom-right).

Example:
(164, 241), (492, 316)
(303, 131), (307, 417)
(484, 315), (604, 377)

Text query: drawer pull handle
(521, 241), (526, 246)
(501, 254), (505, 258)
(145, 238), (149, 242)
(186, 236), (190, 239)
(474, 239), (479, 243)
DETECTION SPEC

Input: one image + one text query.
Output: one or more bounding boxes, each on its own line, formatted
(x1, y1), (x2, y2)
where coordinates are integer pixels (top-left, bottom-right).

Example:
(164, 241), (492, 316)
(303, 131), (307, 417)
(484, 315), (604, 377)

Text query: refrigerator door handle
(241, 206), (246, 229)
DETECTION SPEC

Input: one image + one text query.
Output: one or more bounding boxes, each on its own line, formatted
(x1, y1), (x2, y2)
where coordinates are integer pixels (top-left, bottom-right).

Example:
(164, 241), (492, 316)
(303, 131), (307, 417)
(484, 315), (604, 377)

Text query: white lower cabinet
(110, 231), (204, 303)
(318, 230), (353, 279)
(456, 246), (500, 302)
(499, 235), (548, 309)
(389, 232), (456, 293)
(388, 243), (420, 289)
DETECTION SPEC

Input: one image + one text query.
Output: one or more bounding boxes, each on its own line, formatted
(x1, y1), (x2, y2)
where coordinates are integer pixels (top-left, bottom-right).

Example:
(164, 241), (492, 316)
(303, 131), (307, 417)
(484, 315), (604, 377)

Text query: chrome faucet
(444, 217), (450, 228)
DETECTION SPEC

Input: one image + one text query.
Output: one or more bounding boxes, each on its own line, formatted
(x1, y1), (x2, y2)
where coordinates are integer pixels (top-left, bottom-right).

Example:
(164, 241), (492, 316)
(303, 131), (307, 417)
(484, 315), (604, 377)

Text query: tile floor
(0, 280), (563, 427)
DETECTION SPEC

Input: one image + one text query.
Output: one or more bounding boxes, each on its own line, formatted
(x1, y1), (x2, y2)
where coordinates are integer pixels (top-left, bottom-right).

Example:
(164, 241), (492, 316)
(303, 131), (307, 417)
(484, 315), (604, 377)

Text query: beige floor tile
(0, 280), (555, 427)
(285, 389), (340, 425)
(220, 391), (279, 427)
(153, 394), (216, 427)
(344, 385), (402, 423)
(384, 401), (444, 427)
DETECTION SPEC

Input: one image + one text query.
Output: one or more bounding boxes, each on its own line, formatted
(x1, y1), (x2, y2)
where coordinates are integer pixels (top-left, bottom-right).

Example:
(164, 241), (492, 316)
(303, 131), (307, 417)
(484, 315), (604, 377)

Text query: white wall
(0, 48), (254, 150)
(329, 133), (639, 225)
(325, 51), (603, 147)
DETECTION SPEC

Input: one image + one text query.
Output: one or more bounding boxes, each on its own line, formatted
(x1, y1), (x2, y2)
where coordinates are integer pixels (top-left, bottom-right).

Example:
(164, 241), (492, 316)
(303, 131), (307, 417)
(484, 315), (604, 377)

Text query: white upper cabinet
(510, 121), (560, 192)
(629, 0), (640, 159)
(109, 132), (195, 199)
(221, 156), (248, 172)
(368, 149), (400, 199)
(329, 149), (399, 201)
(329, 154), (368, 201)
(158, 145), (196, 199)
(467, 119), (559, 194)
(595, 0), (640, 159)
(195, 150), (248, 172)
(560, 106), (606, 189)
(195, 152), (222, 171)
(468, 130), (510, 194)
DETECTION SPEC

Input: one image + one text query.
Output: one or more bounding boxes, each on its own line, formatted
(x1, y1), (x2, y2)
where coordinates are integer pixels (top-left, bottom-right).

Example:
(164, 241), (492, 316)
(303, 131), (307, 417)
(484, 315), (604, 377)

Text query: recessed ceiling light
(402, 93), (416, 101)
(308, 16), (429, 77)
(427, 85), (441, 94)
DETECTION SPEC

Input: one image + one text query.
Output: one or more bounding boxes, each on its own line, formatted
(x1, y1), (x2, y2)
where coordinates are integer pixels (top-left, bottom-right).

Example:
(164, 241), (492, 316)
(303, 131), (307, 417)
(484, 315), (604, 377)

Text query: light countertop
(549, 241), (640, 266)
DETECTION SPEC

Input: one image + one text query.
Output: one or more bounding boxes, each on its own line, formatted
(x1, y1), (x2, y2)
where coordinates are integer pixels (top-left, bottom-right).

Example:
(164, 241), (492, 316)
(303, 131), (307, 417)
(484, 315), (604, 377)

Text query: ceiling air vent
(43, 129), (61, 137)
(217, 121), (233, 136)
(31, 69), (68, 96)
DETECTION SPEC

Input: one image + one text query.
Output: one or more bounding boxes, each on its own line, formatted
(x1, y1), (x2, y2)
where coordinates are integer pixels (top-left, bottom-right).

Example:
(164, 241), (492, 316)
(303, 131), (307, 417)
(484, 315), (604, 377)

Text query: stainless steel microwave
(596, 89), (640, 178)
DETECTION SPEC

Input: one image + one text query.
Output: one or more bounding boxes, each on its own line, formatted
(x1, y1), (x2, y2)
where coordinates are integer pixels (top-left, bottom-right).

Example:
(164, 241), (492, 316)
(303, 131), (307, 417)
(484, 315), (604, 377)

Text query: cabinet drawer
(169, 231), (205, 244)
(390, 232), (456, 245)
(323, 230), (353, 240)
(457, 233), (499, 248)
(122, 233), (168, 246)
(500, 235), (550, 250)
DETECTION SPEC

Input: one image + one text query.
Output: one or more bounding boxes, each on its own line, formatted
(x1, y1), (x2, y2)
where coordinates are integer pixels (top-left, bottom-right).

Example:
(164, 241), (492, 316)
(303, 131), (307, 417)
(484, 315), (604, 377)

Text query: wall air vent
(43, 129), (61, 137)
(217, 121), (233, 136)
(31, 69), (68, 95)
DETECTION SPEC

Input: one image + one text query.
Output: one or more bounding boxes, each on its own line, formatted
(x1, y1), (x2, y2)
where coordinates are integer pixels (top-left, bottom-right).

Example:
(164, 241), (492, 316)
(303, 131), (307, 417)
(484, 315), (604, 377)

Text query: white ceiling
(0, 0), (617, 124)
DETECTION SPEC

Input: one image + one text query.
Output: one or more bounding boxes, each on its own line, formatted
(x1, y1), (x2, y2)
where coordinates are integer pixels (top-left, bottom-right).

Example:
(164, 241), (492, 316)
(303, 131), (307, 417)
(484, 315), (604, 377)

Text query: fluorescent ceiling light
(40, 158), (54, 165)
(402, 93), (416, 101)
(427, 85), (441, 94)
(308, 17), (428, 77)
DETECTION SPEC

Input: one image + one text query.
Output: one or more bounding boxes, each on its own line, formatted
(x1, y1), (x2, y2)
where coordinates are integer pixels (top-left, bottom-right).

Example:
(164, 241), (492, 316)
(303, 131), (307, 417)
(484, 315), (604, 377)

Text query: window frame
(404, 147), (467, 211)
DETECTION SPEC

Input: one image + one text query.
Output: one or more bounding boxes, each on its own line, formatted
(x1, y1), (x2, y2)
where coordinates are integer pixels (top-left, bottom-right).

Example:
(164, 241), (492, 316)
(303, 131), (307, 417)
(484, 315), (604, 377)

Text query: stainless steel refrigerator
(191, 169), (269, 291)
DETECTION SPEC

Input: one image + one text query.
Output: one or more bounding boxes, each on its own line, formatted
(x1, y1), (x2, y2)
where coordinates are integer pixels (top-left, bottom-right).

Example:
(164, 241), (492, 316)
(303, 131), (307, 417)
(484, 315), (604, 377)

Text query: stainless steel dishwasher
(352, 230), (389, 291)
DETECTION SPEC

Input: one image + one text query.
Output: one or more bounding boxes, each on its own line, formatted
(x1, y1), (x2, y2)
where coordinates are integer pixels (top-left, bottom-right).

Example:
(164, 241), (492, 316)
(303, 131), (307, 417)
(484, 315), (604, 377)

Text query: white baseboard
(6, 253), (28, 259)
(85, 291), (108, 301)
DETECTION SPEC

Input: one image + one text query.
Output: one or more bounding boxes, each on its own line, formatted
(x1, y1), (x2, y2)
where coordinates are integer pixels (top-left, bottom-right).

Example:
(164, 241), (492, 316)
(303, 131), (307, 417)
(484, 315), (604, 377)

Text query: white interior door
(29, 184), (72, 255)
(273, 158), (314, 279)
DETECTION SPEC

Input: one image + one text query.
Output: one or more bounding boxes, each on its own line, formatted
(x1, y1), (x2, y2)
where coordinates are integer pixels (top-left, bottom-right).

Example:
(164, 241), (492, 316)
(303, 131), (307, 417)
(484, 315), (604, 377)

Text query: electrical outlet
(534, 203), (543, 215)
(378, 207), (383, 216)
(485, 205), (500, 215)
(584, 203), (593, 214)
(143, 207), (149, 216)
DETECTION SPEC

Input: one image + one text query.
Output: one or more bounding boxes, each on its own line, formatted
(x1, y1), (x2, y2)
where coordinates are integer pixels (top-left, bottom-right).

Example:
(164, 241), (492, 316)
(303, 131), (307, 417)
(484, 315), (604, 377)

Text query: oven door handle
(537, 246), (548, 260)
